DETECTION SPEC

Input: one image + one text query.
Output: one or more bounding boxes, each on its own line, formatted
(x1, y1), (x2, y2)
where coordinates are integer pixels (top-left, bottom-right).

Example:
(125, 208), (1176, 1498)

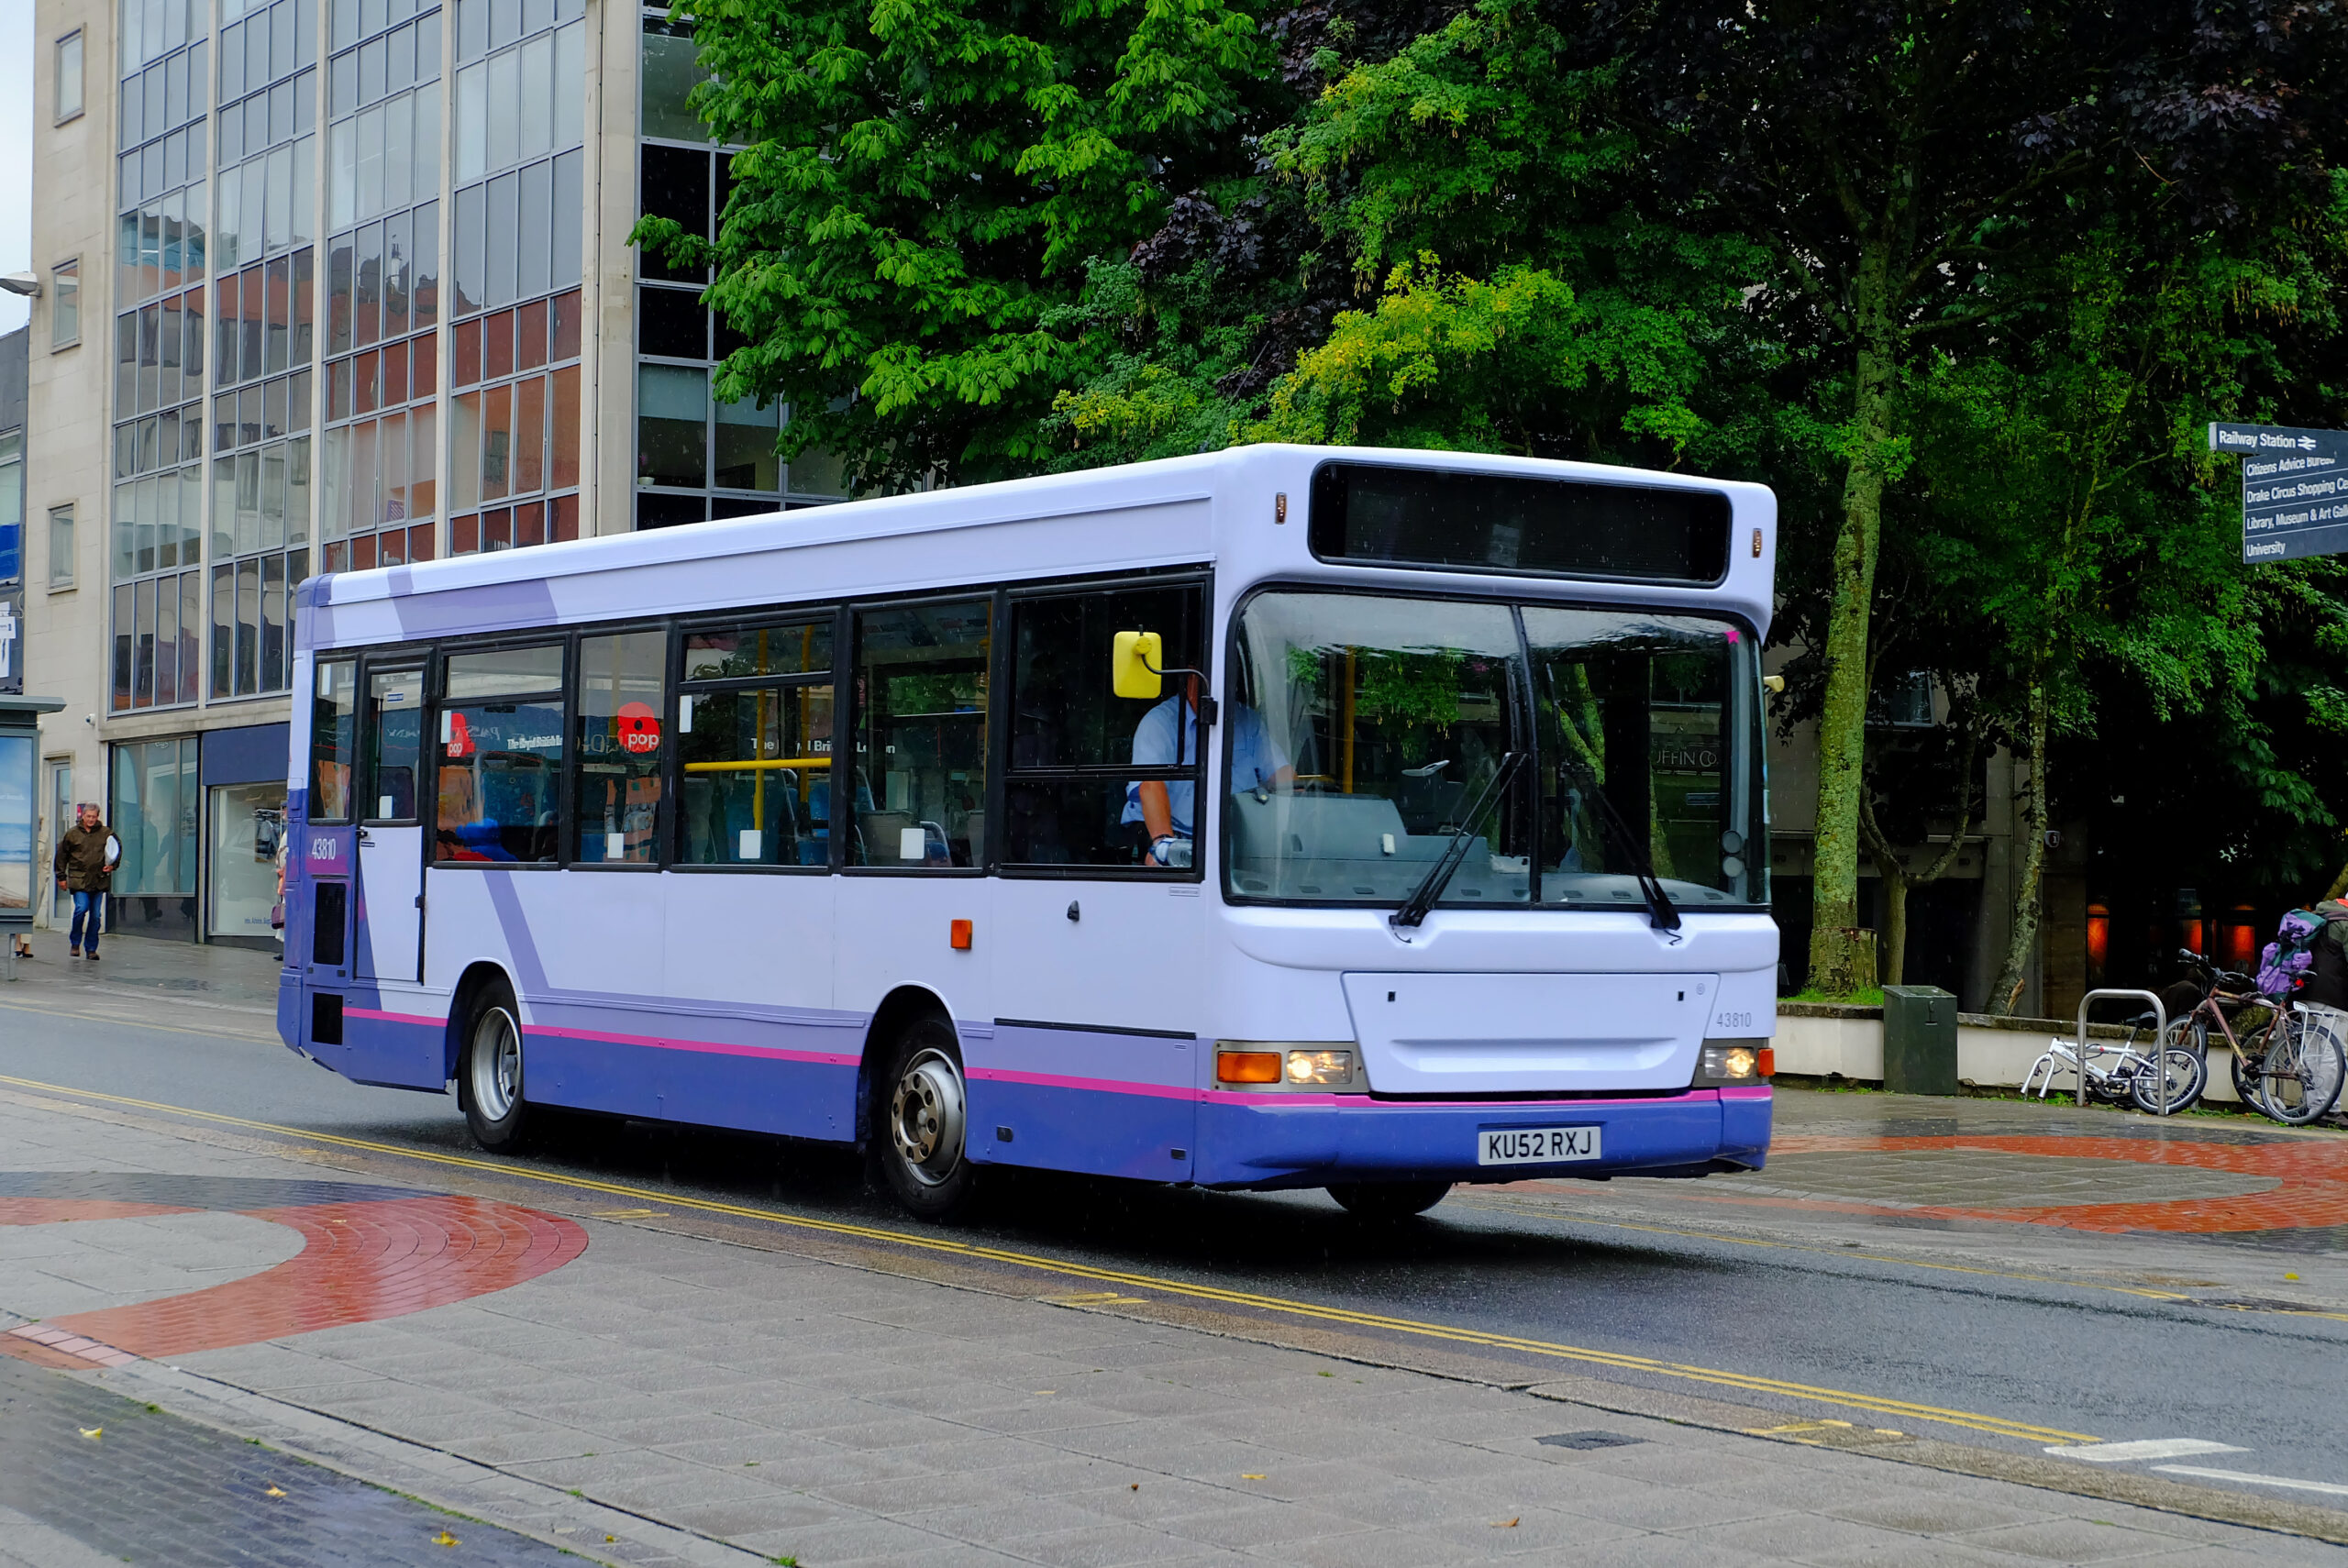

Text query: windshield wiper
(1559, 762), (1682, 935)
(1391, 752), (1525, 932)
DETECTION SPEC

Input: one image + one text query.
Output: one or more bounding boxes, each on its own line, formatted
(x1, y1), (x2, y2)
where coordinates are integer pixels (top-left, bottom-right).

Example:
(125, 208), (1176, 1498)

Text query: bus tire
(876, 1016), (978, 1221)
(457, 979), (534, 1154)
(1328, 1181), (1452, 1220)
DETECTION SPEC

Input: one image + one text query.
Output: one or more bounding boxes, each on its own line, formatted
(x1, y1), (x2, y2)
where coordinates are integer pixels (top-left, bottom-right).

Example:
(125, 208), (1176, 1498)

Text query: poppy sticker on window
(616, 701), (662, 755)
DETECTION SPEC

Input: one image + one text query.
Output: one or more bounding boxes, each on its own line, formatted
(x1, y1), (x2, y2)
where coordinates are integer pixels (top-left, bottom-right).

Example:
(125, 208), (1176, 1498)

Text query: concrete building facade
(18, 0), (842, 944)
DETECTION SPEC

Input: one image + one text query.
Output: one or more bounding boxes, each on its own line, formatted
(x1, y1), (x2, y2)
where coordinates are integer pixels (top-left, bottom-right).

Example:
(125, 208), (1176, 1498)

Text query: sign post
(2209, 422), (2348, 563)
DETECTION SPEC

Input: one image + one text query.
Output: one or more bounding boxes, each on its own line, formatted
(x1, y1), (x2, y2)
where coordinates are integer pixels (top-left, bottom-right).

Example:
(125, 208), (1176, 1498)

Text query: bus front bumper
(1191, 1085), (1771, 1190)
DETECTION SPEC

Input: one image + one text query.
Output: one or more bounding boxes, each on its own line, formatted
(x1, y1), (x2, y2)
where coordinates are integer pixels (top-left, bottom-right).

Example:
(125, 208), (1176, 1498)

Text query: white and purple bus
(280, 445), (1778, 1220)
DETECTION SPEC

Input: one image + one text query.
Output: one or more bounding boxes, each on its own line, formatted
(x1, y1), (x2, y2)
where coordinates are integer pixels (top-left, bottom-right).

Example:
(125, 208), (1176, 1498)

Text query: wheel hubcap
(471, 1007), (522, 1121)
(890, 1048), (966, 1187)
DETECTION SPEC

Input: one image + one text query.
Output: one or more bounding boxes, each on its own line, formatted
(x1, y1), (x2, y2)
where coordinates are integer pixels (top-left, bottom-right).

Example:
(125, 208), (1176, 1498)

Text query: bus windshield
(1227, 591), (1765, 911)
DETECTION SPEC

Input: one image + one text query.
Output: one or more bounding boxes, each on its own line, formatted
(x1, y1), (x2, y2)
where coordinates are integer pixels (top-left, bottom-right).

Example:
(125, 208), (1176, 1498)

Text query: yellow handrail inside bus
(683, 758), (833, 772)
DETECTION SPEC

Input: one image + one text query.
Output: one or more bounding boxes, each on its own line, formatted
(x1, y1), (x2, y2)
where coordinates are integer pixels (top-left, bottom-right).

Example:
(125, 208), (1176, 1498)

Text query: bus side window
(573, 631), (668, 864)
(677, 617), (836, 868)
(366, 668), (426, 823)
(436, 644), (566, 866)
(310, 659), (360, 823)
(851, 602), (990, 869)
(1001, 585), (1205, 868)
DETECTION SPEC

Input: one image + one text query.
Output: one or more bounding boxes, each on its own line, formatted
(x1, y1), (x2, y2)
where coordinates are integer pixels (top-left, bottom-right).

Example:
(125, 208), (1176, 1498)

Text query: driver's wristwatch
(1150, 835), (1180, 865)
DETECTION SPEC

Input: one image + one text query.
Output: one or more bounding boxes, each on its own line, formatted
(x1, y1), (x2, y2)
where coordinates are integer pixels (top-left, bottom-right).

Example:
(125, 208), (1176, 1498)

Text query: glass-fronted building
(21, 0), (844, 944)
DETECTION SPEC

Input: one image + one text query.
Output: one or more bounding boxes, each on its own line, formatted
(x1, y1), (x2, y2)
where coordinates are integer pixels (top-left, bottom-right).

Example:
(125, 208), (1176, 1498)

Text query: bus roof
(298, 444), (1777, 652)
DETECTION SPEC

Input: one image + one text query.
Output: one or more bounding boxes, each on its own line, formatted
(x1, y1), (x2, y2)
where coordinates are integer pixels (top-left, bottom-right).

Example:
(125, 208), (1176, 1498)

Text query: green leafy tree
(1251, 0), (1766, 467)
(1610, 0), (2348, 996)
(634, 0), (1282, 491)
(1906, 221), (2334, 1010)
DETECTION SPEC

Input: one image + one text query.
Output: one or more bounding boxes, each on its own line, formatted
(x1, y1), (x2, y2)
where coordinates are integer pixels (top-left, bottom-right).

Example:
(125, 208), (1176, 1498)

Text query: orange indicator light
(949, 919), (973, 950)
(1216, 1051), (1281, 1085)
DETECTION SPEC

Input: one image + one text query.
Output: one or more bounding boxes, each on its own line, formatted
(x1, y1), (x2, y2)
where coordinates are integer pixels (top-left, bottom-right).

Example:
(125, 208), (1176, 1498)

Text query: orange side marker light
(949, 919), (973, 951)
(1756, 1046), (1775, 1078)
(1217, 1051), (1281, 1084)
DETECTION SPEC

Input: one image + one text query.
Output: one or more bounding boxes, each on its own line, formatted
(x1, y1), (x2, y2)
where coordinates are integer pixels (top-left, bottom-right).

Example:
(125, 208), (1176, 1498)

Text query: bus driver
(1125, 674), (1294, 867)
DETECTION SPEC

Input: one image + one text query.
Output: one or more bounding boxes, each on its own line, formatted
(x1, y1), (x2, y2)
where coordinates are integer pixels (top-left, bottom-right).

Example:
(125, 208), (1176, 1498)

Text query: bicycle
(2246, 1001), (2348, 1125)
(2167, 950), (2345, 1125)
(2022, 1010), (2205, 1114)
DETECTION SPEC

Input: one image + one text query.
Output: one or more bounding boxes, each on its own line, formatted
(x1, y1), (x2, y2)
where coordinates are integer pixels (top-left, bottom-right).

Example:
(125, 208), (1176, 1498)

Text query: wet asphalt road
(6, 999), (2346, 1511)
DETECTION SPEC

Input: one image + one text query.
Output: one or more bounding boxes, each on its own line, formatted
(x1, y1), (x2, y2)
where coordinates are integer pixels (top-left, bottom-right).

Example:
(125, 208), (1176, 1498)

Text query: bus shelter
(0, 696), (65, 979)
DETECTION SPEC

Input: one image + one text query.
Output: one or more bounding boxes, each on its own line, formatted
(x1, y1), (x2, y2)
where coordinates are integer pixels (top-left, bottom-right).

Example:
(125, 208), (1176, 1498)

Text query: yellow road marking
(0, 1071), (2098, 1446)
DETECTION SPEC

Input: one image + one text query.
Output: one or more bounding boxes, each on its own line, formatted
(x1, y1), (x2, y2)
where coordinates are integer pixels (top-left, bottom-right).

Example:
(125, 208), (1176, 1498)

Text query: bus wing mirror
(1113, 631), (1163, 700)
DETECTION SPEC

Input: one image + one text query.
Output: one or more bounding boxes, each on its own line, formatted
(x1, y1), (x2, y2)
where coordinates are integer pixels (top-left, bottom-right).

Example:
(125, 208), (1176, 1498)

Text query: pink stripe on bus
(344, 1008), (446, 1028)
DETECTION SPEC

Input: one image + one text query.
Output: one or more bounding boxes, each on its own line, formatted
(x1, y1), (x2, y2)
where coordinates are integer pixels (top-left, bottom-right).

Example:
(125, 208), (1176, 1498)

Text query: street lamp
(0, 273), (41, 298)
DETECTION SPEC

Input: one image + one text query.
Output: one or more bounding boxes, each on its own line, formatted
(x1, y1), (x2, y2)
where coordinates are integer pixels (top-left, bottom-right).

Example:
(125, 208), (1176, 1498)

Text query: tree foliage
(633, 0), (1284, 491)
(658, 0), (2348, 1000)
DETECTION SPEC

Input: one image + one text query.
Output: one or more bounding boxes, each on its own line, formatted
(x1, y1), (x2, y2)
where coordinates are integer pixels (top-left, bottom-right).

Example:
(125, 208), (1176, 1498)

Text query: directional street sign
(2210, 421), (2348, 563)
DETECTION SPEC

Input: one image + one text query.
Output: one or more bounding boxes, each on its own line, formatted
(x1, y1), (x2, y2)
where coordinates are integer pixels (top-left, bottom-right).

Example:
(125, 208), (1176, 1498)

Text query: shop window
(208, 780), (286, 939)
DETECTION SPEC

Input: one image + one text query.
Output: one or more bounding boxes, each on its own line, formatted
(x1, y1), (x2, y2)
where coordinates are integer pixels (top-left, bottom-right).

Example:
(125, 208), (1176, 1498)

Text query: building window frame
(48, 504), (75, 590)
(55, 30), (84, 124)
(51, 258), (81, 349)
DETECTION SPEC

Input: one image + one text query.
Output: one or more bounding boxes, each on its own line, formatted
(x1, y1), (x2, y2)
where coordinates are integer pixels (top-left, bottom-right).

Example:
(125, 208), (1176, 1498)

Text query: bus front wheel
(457, 980), (534, 1154)
(876, 1017), (978, 1220)
(1328, 1181), (1452, 1220)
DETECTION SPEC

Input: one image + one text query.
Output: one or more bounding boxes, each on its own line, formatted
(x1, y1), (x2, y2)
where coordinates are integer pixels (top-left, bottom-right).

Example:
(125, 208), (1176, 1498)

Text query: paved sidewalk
(4, 931), (282, 1041)
(2, 1075), (2342, 1565)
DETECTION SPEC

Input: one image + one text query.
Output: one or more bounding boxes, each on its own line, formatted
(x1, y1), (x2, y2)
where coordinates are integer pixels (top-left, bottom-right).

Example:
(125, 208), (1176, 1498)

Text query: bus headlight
(1286, 1049), (1354, 1085)
(1697, 1043), (1768, 1083)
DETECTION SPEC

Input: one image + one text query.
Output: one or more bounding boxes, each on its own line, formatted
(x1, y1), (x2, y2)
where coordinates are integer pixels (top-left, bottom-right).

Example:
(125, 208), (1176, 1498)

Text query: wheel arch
(855, 985), (958, 1151)
(444, 960), (522, 1083)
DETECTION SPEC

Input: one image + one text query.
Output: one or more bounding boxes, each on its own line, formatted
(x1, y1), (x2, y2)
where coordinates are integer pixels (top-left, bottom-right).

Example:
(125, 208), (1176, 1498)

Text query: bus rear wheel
(876, 1017), (979, 1221)
(1328, 1181), (1452, 1220)
(457, 980), (534, 1154)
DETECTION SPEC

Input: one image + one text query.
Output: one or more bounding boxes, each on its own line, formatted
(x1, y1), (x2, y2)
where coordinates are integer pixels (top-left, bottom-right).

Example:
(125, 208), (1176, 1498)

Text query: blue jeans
(70, 891), (103, 955)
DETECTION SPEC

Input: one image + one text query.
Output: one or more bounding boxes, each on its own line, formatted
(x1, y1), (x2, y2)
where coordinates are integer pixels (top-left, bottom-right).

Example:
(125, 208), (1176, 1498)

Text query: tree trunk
(1990, 680), (2051, 1016)
(1881, 874), (1908, 988)
(1806, 252), (1899, 998)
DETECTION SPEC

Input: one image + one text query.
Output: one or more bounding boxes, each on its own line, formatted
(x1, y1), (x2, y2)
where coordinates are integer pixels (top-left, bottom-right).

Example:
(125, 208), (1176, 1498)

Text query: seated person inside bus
(1125, 674), (1293, 867)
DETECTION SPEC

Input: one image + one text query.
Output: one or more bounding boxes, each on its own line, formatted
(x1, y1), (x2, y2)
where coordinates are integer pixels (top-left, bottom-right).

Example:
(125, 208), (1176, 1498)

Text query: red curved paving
(1, 1188), (587, 1368)
(1757, 1132), (2348, 1233)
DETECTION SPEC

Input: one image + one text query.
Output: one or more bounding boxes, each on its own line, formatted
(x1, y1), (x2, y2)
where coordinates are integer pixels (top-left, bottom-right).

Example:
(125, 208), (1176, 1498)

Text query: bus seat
(1228, 792), (1411, 867)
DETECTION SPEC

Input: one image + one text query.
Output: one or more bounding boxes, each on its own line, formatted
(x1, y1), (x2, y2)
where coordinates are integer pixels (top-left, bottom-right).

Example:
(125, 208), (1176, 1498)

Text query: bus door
(354, 666), (427, 989)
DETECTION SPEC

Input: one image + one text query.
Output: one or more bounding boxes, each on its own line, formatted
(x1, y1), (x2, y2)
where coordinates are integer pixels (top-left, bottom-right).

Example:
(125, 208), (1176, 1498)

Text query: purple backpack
(2257, 909), (2328, 999)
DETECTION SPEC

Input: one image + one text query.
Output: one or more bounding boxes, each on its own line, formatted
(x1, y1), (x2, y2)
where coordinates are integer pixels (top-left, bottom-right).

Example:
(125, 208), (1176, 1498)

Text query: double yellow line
(0, 1071), (2096, 1447)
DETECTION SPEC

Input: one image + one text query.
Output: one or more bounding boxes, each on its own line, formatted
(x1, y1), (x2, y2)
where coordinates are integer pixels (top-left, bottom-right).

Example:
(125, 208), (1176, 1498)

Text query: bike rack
(2072, 988), (2171, 1113)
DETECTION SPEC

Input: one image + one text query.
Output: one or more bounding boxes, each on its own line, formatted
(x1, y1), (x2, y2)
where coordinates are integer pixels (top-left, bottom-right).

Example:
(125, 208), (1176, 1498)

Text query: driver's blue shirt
(1123, 698), (1289, 838)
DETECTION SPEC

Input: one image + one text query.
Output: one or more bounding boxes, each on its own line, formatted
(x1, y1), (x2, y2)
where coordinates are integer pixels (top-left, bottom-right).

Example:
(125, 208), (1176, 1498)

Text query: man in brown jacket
(52, 803), (116, 960)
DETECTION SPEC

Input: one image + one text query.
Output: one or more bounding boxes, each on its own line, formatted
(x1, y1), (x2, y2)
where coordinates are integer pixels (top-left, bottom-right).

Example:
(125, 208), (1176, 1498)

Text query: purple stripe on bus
(479, 870), (553, 995)
(387, 576), (561, 638)
(526, 1022), (860, 1068)
(968, 1067), (1196, 1101)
